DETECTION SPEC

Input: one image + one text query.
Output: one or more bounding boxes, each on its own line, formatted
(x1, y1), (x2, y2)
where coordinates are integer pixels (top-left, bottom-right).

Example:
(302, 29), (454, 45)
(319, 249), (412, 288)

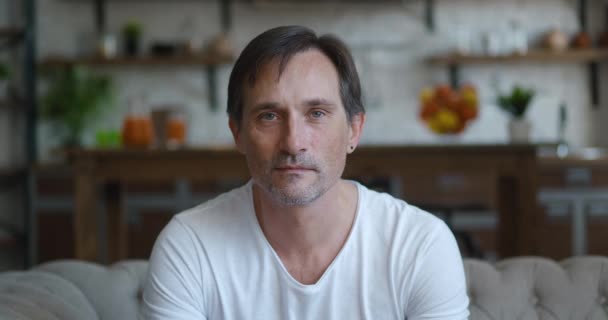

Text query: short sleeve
(141, 218), (207, 320)
(405, 221), (470, 319)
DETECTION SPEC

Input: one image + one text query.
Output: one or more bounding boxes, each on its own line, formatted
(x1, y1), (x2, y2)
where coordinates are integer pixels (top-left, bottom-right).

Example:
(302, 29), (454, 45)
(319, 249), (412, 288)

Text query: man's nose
(280, 116), (307, 155)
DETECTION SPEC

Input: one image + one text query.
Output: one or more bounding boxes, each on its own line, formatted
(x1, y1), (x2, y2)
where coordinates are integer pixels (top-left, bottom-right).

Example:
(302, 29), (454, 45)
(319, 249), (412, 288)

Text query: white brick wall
(18, 0), (608, 157)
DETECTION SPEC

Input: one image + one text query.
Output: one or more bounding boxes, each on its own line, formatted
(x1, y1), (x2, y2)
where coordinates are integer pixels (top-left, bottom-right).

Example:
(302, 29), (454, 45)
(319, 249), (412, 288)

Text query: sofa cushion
(36, 260), (148, 320)
(464, 256), (608, 319)
(562, 256), (608, 319)
(0, 271), (98, 319)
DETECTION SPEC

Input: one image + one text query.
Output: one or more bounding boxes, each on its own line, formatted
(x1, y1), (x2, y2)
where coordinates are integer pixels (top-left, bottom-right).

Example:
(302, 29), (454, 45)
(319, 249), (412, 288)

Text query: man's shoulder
(357, 182), (446, 236)
(173, 181), (253, 231)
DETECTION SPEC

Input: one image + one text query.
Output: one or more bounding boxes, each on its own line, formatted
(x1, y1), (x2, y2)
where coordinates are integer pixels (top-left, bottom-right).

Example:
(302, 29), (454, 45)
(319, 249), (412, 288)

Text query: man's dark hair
(227, 25), (365, 125)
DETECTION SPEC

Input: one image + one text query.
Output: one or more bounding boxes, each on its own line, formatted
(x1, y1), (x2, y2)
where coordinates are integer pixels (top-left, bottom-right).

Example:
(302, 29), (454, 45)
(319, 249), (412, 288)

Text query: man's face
(230, 49), (364, 206)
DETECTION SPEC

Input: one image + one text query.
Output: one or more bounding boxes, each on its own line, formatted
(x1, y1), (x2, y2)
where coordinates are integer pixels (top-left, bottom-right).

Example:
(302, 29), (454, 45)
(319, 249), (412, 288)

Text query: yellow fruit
(428, 117), (444, 133)
(419, 88), (434, 104)
(436, 109), (459, 131)
(462, 90), (477, 107)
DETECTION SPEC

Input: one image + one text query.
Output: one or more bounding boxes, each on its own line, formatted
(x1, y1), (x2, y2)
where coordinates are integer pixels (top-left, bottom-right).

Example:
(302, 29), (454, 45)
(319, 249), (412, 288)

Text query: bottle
(556, 102), (569, 158)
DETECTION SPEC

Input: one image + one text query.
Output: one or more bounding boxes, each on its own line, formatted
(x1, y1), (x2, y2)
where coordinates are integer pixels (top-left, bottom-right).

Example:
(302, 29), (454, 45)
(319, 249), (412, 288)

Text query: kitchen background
(28, 0), (608, 151)
(1, 0), (608, 269)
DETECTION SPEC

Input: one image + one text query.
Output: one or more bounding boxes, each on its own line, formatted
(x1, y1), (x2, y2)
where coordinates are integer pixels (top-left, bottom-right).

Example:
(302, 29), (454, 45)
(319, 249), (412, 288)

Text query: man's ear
(347, 113), (365, 153)
(229, 118), (245, 154)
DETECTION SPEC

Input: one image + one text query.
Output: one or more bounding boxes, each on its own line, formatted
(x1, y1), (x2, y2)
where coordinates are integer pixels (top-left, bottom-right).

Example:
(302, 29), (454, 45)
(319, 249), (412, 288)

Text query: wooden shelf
(428, 49), (608, 66)
(41, 53), (235, 68)
(40, 53), (235, 111)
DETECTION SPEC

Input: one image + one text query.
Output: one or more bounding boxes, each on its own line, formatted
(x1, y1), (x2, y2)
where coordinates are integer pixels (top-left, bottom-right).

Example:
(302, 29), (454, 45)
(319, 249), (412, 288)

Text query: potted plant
(41, 66), (113, 147)
(0, 62), (9, 99)
(122, 20), (143, 56)
(497, 85), (535, 143)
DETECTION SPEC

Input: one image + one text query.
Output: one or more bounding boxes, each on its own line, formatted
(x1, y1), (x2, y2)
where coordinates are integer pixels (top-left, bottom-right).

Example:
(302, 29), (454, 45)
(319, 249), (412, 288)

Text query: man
(142, 25), (469, 319)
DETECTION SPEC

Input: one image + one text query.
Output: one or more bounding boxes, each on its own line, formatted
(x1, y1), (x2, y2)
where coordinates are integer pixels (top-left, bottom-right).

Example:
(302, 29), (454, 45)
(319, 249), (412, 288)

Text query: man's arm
(405, 221), (470, 319)
(142, 218), (207, 319)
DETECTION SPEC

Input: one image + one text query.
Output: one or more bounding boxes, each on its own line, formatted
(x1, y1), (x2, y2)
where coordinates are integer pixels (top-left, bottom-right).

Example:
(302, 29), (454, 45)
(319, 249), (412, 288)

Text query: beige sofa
(0, 256), (606, 319)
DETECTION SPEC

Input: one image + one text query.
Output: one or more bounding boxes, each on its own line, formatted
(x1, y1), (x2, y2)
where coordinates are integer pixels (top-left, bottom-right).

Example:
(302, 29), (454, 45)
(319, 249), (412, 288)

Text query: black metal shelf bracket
(206, 66), (218, 111)
(220, 0), (232, 33)
(425, 0), (434, 32)
(589, 62), (600, 108)
(578, 0), (587, 31)
(578, 0), (601, 107)
(94, 0), (106, 34)
(449, 64), (460, 89)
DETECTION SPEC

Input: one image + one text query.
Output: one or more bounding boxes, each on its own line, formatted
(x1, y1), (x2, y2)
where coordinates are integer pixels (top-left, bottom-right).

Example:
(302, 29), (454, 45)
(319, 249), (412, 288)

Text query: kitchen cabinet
(537, 149), (608, 258)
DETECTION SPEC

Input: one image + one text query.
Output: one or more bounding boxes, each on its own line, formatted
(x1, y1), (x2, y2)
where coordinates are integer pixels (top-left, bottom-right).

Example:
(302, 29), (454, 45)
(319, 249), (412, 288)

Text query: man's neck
(252, 180), (358, 279)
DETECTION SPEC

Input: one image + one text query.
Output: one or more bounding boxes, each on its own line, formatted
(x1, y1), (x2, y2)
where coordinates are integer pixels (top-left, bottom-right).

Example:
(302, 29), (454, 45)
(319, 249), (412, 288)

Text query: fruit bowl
(419, 84), (479, 135)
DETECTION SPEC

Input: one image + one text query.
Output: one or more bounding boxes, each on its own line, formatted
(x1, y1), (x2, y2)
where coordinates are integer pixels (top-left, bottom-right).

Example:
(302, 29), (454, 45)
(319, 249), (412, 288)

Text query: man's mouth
(274, 166), (315, 172)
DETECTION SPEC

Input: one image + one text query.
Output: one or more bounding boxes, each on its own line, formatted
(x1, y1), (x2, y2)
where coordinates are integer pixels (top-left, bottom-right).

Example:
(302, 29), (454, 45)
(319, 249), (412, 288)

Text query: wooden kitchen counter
(71, 144), (539, 263)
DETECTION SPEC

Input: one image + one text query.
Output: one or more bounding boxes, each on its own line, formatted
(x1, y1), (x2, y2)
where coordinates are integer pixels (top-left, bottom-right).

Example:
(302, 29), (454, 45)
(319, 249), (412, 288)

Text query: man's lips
(274, 166), (315, 171)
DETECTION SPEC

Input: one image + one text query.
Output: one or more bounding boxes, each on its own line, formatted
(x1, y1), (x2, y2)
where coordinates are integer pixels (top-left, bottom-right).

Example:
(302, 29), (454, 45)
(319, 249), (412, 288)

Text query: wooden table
(71, 145), (539, 263)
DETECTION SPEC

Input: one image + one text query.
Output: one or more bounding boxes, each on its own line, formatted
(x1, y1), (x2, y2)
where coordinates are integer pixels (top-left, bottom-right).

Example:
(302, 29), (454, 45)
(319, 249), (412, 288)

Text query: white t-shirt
(142, 181), (470, 319)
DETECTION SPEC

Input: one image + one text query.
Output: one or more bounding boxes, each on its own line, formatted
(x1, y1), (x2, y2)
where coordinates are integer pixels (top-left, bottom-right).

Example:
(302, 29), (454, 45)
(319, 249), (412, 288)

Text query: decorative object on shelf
(509, 20), (528, 55)
(95, 129), (121, 149)
(203, 33), (234, 58)
(542, 29), (569, 51)
(150, 105), (187, 149)
(496, 85), (535, 143)
(481, 31), (503, 56)
(419, 84), (479, 135)
(41, 67), (113, 147)
(167, 107), (186, 148)
(570, 31), (592, 49)
(96, 32), (118, 59)
(122, 20), (143, 56)
(149, 41), (179, 57)
(0, 61), (8, 99)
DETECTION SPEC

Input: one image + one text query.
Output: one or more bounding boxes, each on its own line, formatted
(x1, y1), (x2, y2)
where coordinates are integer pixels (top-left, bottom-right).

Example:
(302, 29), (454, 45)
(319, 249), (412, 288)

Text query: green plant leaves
(41, 66), (113, 146)
(496, 85), (535, 118)
(0, 62), (9, 79)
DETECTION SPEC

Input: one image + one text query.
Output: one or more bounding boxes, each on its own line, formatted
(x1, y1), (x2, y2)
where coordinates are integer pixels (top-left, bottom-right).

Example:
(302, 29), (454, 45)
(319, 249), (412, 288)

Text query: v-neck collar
(245, 180), (363, 291)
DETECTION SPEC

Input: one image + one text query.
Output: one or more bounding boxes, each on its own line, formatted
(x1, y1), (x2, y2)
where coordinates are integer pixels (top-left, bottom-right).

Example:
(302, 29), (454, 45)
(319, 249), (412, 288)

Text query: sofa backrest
(0, 256), (606, 319)
(36, 259), (148, 320)
(465, 256), (608, 319)
(0, 270), (98, 319)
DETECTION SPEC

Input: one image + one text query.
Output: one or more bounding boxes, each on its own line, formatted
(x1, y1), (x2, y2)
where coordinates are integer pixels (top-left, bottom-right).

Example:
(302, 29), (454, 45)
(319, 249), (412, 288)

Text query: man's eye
(310, 110), (325, 119)
(260, 113), (277, 121)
